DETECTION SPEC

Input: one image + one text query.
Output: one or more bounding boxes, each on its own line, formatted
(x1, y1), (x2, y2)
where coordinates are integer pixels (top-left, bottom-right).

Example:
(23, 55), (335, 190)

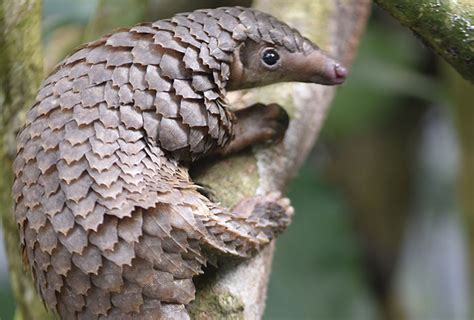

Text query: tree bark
(190, 0), (372, 318)
(374, 0), (474, 83)
(0, 0), (48, 319)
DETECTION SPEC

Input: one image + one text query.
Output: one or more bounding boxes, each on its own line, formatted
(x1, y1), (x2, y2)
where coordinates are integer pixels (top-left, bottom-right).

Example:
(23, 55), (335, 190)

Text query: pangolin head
(227, 9), (347, 90)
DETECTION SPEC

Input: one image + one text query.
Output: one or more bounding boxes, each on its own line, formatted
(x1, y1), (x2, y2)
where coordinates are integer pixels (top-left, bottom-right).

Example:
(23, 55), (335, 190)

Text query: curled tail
(13, 106), (206, 318)
(14, 114), (291, 318)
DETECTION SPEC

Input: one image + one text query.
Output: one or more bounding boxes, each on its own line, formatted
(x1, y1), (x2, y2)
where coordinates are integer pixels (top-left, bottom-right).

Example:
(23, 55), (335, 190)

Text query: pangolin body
(13, 6), (346, 319)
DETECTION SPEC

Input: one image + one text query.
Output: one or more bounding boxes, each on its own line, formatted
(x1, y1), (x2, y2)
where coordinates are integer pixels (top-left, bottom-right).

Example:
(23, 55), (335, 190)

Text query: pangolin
(12, 6), (347, 319)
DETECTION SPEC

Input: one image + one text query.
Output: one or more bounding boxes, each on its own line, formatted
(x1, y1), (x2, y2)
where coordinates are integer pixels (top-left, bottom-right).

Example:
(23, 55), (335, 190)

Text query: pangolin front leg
(145, 102), (294, 317)
(218, 103), (290, 156)
(13, 6), (347, 319)
(199, 191), (294, 258)
(198, 102), (293, 256)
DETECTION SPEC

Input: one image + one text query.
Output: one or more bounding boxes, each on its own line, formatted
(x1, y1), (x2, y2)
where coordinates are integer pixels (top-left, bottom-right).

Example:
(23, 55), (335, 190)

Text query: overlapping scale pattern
(13, 6), (298, 319)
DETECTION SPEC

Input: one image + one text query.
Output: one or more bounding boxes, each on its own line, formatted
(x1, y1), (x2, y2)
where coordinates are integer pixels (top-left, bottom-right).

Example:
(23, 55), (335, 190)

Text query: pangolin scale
(13, 6), (346, 319)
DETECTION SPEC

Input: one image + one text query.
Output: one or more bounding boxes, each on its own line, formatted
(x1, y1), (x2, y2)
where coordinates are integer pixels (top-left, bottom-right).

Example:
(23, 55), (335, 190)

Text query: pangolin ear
(229, 43), (246, 89)
(235, 42), (247, 66)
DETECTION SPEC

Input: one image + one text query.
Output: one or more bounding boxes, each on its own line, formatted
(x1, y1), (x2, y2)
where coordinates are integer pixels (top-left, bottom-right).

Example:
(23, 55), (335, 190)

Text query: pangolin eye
(261, 48), (280, 67)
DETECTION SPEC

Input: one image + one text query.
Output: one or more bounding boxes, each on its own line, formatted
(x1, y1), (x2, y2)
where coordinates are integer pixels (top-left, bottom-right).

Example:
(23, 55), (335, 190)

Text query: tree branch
(190, 0), (372, 318)
(1, 1), (371, 319)
(375, 0), (474, 83)
(0, 0), (48, 319)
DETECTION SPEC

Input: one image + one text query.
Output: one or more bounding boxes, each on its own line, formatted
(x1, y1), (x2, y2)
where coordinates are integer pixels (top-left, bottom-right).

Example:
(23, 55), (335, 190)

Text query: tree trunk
(190, 0), (372, 318)
(0, 0), (47, 319)
(1, 0), (371, 319)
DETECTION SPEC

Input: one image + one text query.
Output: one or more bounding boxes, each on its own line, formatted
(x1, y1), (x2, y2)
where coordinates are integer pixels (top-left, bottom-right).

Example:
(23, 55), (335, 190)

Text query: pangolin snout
(298, 49), (348, 86)
(312, 57), (348, 85)
(331, 63), (348, 84)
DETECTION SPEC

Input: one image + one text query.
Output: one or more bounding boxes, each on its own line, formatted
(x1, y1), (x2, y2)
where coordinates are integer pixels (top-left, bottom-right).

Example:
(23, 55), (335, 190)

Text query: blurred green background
(1, 1), (472, 319)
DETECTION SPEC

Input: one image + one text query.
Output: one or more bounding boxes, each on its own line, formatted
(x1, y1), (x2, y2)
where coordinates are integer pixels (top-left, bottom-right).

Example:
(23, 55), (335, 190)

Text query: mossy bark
(375, 0), (474, 83)
(0, 0), (49, 319)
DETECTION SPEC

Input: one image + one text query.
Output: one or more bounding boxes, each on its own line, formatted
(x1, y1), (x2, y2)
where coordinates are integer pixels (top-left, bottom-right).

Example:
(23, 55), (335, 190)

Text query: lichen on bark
(189, 287), (245, 320)
(0, 0), (50, 319)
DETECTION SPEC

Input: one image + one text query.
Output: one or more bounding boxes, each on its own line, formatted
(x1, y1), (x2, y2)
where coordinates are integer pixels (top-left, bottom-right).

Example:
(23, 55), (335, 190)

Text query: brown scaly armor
(13, 6), (346, 319)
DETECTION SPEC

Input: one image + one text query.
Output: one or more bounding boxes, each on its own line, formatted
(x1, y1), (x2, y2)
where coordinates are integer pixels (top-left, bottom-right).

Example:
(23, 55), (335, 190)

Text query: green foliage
(265, 166), (376, 319)
(43, 0), (98, 42)
(323, 15), (443, 138)
(0, 282), (15, 320)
